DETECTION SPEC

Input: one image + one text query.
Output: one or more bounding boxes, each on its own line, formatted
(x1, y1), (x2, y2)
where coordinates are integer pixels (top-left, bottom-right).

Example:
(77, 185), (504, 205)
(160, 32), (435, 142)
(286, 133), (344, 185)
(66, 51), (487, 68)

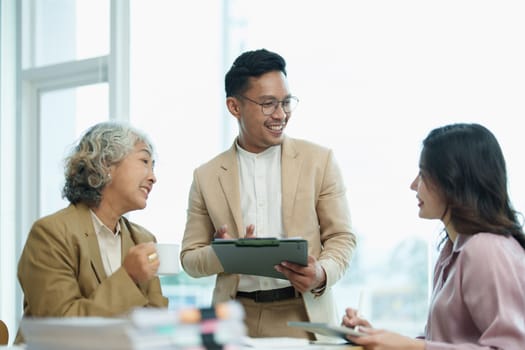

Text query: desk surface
(0, 344), (363, 350)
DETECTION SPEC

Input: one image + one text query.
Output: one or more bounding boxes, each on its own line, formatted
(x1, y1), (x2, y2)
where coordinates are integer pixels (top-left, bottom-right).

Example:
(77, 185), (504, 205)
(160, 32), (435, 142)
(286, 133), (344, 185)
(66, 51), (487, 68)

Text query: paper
(212, 238), (308, 279)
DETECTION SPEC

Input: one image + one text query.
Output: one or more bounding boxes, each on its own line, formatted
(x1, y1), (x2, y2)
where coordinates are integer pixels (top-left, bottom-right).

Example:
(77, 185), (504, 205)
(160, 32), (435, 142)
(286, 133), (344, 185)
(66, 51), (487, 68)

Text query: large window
(25, 0), (109, 68)
(1, 0), (114, 336)
(39, 84), (109, 216)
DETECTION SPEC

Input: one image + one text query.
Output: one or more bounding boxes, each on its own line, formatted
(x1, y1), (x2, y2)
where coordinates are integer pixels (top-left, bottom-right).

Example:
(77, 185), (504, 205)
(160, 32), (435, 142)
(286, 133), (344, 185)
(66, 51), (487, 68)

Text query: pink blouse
(425, 232), (525, 350)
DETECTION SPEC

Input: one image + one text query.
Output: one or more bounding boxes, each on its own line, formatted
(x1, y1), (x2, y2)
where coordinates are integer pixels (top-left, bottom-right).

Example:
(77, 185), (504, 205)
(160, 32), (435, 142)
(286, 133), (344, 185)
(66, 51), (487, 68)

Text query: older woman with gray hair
(15, 121), (167, 344)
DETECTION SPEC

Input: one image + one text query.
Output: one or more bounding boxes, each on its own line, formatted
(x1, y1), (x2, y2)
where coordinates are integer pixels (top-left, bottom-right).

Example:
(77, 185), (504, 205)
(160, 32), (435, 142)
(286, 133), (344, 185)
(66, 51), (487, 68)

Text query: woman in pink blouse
(343, 123), (525, 350)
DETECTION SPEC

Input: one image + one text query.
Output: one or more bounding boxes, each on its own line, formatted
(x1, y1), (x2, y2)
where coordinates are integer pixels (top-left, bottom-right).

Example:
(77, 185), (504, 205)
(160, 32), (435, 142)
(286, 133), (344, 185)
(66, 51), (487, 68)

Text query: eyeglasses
(237, 95), (299, 116)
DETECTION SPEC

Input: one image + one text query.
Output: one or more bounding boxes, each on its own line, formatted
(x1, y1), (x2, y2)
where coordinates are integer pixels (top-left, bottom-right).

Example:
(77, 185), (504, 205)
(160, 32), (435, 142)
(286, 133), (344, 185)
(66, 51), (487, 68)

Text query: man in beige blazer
(16, 122), (167, 344)
(181, 49), (356, 339)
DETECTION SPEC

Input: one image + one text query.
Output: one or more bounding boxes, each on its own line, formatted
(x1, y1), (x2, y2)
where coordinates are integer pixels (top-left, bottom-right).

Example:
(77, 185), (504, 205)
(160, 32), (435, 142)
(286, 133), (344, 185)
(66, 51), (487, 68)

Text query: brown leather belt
(236, 286), (298, 303)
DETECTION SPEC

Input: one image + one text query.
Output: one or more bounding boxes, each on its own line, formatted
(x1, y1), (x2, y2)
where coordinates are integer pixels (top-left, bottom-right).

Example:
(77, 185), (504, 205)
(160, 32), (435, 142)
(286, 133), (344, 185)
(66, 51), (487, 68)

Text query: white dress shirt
(236, 143), (291, 292)
(90, 210), (122, 276)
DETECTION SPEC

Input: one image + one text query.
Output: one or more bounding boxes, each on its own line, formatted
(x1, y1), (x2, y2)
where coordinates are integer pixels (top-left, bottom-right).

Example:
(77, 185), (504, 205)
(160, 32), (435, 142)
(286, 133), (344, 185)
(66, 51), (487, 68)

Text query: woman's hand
(347, 327), (425, 350)
(342, 307), (372, 329)
(123, 242), (159, 283)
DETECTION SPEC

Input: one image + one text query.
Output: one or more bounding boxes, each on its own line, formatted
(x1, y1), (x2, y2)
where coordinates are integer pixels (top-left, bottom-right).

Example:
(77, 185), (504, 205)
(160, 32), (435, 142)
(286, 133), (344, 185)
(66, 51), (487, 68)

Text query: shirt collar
(451, 233), (474, 253)
(90, 209), (121, 237)
(235, 141), (281, 159)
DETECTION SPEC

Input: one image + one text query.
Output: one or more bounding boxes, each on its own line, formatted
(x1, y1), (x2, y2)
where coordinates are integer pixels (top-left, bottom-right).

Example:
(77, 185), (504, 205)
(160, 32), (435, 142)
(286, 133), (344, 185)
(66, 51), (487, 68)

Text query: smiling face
(226, 70), (292, 153)
(410, 170), (447, 221)
(102, 141), (156, 215)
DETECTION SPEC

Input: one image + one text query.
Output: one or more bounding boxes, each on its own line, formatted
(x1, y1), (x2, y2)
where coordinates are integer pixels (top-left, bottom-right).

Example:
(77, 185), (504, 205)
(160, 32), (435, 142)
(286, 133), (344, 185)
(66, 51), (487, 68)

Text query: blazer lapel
(281, 137), (302, 236)
(120, 220), (149, 290)
(75, 204), (108, 282)
(120, 221), (135, 258)
(218, 142), (244, 237)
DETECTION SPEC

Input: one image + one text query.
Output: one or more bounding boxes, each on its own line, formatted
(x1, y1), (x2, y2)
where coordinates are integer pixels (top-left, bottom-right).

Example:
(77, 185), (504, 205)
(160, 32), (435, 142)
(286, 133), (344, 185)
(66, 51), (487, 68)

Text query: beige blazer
(16, 203), (167, 343)
(181, 136), (356, 327)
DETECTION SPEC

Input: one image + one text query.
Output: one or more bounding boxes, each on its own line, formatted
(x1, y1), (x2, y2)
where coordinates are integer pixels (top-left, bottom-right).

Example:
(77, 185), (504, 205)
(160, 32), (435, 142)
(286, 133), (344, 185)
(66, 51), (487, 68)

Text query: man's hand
(122, 242), (159, 284)
(244, 224), (255, 238)
(213, 224), (232, 239)
(213, 224), (256, 239)
(274, 255), (326, 293)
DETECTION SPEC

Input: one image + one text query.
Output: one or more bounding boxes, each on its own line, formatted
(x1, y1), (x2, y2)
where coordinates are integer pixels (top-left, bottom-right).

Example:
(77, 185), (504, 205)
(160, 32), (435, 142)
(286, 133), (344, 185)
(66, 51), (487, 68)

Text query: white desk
(0, 343), (363, 349)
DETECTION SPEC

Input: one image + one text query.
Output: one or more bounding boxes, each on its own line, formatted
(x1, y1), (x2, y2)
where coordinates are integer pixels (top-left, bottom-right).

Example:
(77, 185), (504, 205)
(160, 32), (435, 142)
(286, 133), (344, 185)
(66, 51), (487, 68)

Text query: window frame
(0, 0), (130, 338)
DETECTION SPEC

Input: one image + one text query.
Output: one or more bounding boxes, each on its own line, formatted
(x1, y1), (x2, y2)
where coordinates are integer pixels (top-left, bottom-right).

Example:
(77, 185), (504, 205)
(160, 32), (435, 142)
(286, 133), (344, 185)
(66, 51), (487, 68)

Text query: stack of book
(128, 301), (246, 349)
(20, 301), (246, 350)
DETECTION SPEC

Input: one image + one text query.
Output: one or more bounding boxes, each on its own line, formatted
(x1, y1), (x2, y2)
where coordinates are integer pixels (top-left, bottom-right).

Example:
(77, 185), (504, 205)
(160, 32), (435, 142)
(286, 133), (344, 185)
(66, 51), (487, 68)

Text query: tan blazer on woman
(15, 203), (167, 343)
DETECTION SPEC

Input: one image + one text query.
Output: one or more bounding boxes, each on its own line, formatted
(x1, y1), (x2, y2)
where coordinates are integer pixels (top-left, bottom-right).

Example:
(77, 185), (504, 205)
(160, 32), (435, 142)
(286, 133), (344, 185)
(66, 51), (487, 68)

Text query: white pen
(357, 289), (364, 318)
(354, 289), (364, 332)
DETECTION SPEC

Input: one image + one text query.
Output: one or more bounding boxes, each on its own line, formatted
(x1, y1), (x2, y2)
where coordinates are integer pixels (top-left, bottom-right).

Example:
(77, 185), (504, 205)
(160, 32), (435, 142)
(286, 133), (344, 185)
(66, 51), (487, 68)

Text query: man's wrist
(310, 281), (326, 295)
(311, 284), (326, 293)
(311, 262), (327, 295)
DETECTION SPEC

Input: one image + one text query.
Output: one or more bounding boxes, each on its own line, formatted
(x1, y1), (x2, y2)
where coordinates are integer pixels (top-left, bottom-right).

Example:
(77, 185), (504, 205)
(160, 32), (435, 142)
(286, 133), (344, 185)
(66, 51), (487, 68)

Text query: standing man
(181, 48), (356, 339)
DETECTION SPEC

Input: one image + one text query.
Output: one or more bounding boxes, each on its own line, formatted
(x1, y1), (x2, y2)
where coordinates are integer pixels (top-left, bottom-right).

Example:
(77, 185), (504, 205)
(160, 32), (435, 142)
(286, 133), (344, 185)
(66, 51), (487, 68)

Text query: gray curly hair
(62, 121), (154, 207)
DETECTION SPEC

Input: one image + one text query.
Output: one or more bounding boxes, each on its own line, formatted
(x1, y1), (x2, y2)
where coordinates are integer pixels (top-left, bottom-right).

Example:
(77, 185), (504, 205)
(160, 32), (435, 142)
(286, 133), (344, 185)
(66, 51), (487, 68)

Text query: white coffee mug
(156, 243), (181, 275)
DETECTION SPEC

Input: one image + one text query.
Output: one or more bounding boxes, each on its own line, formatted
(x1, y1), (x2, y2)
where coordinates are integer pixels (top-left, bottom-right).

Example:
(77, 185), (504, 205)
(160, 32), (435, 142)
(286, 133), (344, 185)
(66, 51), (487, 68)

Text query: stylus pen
(357, 289), (364, 318)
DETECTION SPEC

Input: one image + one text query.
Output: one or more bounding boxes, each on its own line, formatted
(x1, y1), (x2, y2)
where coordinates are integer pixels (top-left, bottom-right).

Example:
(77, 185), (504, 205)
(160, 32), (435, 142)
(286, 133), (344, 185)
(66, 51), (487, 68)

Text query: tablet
(212, 238), (307, 279)
(287, 321), (365, 340)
